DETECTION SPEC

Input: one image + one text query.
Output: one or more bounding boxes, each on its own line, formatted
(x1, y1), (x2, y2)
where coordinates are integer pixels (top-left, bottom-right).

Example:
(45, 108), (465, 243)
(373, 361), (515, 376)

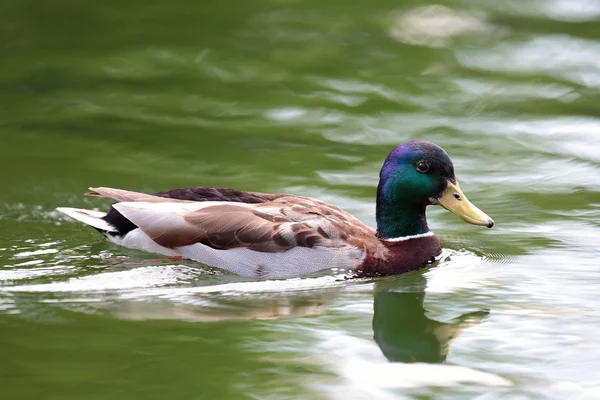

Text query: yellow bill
(434, 181), (494, 228)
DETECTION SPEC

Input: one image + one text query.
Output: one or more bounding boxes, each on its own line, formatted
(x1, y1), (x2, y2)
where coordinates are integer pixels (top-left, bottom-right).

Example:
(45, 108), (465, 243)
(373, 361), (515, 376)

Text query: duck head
(376, 140), (493, 239)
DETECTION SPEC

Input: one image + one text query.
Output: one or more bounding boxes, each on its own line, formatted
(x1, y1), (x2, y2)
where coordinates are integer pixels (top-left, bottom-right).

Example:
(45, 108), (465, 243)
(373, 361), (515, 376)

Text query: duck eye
(415, 160), (430, 173)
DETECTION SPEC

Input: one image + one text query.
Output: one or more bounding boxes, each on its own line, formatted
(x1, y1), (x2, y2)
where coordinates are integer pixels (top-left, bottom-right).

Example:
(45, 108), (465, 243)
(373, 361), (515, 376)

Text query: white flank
(56, 207), (116, 232)
(382, 231), (435, 242)
(107, 228), (179, 257)
(178, 243), (362, 279)
(109, 229), (363, 279)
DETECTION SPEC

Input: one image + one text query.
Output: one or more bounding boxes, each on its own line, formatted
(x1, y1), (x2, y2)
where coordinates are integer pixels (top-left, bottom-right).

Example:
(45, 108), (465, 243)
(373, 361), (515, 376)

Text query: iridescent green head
(376, 141), (493, 239)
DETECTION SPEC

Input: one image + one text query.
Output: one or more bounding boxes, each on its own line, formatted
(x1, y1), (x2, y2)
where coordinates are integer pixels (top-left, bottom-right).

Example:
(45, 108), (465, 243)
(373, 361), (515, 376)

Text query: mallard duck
(57, 141), (493, 279)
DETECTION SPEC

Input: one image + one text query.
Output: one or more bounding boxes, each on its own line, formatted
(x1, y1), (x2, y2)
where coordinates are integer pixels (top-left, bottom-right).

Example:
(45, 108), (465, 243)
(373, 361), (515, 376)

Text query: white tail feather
(56, 207), (116, 232)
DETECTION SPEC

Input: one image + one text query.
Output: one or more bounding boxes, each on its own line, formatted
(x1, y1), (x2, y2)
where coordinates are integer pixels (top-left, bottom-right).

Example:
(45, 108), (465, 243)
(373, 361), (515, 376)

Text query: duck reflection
(373, 272), (488, 363)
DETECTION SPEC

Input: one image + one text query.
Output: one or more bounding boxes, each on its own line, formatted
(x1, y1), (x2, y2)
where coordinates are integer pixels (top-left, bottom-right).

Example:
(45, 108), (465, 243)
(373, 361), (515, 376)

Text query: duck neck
(376, 187), (430, 239)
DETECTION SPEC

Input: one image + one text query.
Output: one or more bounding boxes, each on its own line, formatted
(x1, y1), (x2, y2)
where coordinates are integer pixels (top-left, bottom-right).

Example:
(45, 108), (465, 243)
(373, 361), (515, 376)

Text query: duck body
(57, 141), (493, 279)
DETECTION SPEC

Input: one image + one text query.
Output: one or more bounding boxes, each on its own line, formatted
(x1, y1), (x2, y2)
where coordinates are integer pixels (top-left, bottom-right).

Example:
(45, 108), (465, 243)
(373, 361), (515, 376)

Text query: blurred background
(2, 0), (600, 398)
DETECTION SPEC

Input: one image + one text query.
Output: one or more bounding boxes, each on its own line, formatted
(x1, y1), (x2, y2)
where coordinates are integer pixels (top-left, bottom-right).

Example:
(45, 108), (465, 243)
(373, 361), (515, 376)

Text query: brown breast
(358, 234), (442, 277)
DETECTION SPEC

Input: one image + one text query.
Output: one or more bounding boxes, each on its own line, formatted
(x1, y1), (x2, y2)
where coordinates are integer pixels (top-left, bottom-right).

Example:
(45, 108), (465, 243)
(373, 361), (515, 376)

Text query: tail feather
(56, 207), (117, 232)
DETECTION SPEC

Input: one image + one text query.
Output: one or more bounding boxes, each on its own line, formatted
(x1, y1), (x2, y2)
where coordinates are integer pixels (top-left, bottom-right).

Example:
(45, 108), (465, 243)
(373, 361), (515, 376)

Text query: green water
(2, 0), (600, 398)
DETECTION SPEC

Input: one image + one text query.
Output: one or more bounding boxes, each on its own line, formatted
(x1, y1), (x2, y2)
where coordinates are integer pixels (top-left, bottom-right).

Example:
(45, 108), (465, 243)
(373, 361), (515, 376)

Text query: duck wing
(88, 186), (284, 236)
(88, 187), (379, 254)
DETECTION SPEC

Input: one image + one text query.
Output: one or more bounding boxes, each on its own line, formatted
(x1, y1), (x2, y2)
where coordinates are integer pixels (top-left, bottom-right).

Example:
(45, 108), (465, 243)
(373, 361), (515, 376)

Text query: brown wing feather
(183, 205), (289, 251)
(87, 186), (383, 257)
(182, 196), (381, 256)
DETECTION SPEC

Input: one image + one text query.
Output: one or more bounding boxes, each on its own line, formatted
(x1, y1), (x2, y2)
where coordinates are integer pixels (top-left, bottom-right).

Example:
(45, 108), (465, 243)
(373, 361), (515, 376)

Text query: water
(2, 0), (600, 398)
